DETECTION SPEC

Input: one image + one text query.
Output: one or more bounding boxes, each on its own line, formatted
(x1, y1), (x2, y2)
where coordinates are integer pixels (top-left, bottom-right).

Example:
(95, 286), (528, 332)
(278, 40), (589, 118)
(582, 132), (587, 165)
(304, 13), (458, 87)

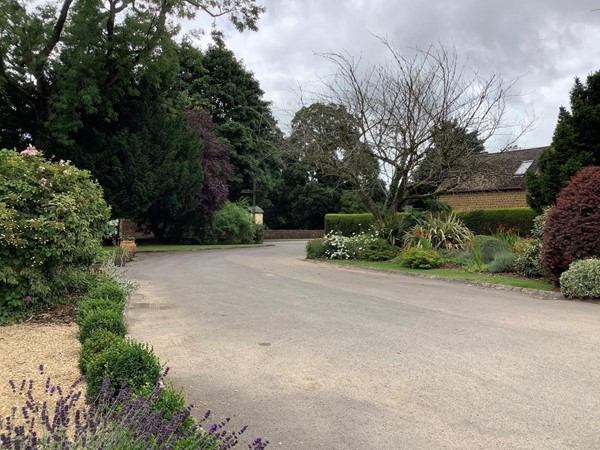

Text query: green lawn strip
(326, 259), (554, 291)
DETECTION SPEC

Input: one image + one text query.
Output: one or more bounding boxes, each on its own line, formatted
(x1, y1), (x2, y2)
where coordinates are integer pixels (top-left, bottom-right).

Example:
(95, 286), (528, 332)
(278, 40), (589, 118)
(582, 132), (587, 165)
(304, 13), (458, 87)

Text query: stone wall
(438, 190), (528, 211)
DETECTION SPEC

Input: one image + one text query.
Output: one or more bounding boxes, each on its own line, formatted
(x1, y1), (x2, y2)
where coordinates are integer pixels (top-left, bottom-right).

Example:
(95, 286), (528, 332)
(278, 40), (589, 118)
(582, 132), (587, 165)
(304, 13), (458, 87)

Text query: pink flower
(39, 177), (50, 188)
(20, 145), (39, 157)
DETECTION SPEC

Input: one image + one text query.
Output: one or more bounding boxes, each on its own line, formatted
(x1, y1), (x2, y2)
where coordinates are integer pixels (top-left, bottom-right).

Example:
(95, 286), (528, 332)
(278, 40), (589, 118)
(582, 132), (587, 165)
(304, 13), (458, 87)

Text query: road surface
(125, 241), (600, 449)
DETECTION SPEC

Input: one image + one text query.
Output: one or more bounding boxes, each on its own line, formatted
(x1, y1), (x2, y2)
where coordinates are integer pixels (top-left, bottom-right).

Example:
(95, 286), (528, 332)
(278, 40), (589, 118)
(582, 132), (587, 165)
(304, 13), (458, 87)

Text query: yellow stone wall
(438, 190), (528, 211)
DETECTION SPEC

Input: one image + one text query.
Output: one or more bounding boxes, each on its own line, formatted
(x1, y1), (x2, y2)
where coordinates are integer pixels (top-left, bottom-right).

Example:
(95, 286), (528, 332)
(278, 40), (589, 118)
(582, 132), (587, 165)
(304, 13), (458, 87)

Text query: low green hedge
(454, 208), (537, 236)
(326, 208), (537, 237)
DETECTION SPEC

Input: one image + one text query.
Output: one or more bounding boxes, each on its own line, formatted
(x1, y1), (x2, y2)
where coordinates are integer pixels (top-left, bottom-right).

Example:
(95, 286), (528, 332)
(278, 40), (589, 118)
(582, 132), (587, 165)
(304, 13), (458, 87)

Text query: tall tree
(288, 102), (382, 214)
(292, 41), (530, 220)
(526, 70), (600, 211)
(0, 0), (265, 148)
(200, 41), (282, 204)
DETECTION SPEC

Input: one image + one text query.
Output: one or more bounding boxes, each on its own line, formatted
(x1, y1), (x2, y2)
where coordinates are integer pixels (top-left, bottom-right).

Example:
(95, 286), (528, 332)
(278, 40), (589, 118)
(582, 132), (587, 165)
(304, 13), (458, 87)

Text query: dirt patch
(0, 323), (82, 421)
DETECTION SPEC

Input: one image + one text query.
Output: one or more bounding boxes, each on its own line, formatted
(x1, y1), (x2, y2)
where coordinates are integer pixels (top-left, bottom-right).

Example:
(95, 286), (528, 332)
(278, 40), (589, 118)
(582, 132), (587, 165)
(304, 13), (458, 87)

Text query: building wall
(438, 190), (528, 211)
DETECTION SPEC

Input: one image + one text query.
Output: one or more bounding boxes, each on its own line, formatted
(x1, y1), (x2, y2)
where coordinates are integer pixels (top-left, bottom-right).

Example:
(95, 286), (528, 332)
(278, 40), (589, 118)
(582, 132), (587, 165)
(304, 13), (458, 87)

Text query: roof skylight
(515, 160), (533, 176)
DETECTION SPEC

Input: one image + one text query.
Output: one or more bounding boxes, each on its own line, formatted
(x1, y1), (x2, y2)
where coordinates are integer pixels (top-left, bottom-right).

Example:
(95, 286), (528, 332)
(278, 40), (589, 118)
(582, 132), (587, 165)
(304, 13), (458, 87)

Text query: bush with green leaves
(359, 238), (399, 261)
(0, 147), (110, 313)
(79, 329), (125, 374)
(559, 259), (600, 299)
(79, 309), (127, 343)
(399, 248), (442, 269)
(403, 213), (474, 250)
(209, 201), (255, 244)
(514, 240), (544, 278)
(77, 297), (125, 326)
(136, 382), (196, 434)
(471, 236), (510, 263)
(86, 339), (161, 399)
(306, 238), (326, 259)
(488, 251), (517, 273)
(88, 279), (127, 303)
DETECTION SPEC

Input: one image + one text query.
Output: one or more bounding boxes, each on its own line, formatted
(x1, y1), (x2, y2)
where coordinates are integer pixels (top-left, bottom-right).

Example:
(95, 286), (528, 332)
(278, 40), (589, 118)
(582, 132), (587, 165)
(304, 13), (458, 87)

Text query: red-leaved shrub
(542, 166), (600, 284)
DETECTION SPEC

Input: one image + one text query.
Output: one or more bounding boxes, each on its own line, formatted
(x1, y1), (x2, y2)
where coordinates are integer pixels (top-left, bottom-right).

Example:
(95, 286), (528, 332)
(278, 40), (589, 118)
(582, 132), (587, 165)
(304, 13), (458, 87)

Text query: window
(515, 160), (533, 176)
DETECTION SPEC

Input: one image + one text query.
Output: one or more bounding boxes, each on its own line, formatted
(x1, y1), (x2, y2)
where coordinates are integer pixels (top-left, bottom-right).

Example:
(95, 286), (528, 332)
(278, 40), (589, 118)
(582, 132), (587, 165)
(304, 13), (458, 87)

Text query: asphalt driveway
(125, 240), (600, 450)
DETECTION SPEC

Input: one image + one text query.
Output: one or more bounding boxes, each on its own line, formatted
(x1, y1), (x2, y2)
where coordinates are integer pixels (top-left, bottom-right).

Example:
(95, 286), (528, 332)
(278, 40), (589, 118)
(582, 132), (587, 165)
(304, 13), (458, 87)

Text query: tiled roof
(443, 146), (548, 193)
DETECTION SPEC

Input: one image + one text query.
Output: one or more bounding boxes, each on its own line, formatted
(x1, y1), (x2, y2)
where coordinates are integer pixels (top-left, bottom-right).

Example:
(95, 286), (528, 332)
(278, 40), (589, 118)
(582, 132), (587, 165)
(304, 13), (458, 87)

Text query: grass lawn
(104, 243), (264, 253)
(326, 259), (554, 291)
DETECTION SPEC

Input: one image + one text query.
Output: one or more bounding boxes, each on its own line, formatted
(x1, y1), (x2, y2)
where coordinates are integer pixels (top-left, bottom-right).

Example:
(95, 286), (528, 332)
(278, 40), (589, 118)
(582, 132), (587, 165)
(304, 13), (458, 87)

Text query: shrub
(136, 382), (196, 434)
(403, 213), (474, 250)
(560, 259), (600, 299)
(513, 238), (537, 256)
(88, 279), (127, 303)
(455, 208), (537, 236)
(514, 240), (544, 278)
(79, 309), (127, 343)
(1, 369), (262, 449)
(86, 339), (161, 399)
(531, 207), (550, 240)
(79, 329), (125, 374)
(322, 232), (361, 260)
(359, 238), (399, 261)
(209, 201), (255, 244)
(0, 147), (110, 314)
(400, 248), (442, 269)
(542, 166), (600, 284)
(77, 297), (125, 326)
(488, 251), (517, 273)
(254, 224), (266, 244)
(306, 238), (326, 259)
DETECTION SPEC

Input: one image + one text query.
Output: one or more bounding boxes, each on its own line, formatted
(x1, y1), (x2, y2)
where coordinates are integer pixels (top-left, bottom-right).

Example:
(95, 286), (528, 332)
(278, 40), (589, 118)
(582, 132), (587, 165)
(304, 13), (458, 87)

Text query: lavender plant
(0, 366), (268, 450)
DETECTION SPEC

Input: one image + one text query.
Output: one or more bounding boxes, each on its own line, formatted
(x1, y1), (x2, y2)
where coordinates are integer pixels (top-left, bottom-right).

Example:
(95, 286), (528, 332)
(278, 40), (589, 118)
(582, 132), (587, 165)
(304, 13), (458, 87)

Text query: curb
(308, 259), (564, 300)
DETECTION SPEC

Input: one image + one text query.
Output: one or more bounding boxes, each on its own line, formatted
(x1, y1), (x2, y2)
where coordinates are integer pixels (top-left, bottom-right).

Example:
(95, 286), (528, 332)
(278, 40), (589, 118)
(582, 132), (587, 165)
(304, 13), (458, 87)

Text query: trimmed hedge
(454, 208), (537, 236)
(324, 213), (408, 235)
(325, 209), (537, 237)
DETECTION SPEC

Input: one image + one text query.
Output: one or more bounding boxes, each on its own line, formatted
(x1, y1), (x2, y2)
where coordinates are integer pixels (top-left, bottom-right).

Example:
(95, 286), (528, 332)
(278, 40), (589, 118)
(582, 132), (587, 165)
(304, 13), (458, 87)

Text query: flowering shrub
(493, 224), (519, 248)
(322, 231), (377, 260)
(514, 239), (544, 278)
(559, 259), (600, 299)
(0, 367), (268, 449)
(0, 147), (110, 315)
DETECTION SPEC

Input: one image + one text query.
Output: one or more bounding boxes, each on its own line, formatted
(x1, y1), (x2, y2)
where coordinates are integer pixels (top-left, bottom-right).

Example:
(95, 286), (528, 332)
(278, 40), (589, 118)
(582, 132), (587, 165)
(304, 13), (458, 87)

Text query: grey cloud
(207, 0), (600, 147)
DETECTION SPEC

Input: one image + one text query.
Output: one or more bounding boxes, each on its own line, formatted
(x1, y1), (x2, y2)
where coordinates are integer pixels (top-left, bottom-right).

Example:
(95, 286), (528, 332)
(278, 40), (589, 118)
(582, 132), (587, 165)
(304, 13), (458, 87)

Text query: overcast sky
(194, 0), (600, 150)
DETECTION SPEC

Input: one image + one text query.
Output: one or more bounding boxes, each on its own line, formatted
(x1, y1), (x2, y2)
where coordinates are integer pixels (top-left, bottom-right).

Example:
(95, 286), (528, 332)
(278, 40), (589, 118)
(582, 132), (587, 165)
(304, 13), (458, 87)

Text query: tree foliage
(542, 166), (600, 285)
(527, 71), (600, 211)
(0, 0), (266, 241)
(199, 42), (282, 204)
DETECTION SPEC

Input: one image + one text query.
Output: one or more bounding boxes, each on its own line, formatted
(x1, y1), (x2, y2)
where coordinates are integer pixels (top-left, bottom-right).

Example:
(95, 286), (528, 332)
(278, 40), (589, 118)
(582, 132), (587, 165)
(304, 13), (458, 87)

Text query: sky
(191, 0), (600, 150)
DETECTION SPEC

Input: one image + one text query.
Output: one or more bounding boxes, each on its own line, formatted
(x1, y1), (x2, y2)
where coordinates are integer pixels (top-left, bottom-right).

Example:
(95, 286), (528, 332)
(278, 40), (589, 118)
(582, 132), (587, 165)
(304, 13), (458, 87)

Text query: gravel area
(0, 323), (82, 421)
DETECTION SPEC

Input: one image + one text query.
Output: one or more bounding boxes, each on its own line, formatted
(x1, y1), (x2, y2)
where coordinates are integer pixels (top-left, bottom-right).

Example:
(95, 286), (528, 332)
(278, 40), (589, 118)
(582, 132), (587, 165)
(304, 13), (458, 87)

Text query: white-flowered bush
(322, 231), (379, 260)
(559, 259), (600, 299)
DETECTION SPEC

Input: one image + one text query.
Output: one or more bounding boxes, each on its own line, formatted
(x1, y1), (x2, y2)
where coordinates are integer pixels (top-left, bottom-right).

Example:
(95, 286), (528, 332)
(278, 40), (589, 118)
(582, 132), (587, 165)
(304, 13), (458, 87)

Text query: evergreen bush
(400, 248), (442, 269)
(79, 329), (125, 374)
(306, 238), (326, 259)
(559, 259), (600, 299)
(86, 339), (161, 400)
(79, 309), (127, 343)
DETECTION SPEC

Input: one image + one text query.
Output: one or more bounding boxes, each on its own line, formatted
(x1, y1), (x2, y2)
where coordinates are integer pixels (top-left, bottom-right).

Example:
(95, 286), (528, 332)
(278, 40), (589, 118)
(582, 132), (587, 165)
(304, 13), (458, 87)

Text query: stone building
(437, 147), (547, 211)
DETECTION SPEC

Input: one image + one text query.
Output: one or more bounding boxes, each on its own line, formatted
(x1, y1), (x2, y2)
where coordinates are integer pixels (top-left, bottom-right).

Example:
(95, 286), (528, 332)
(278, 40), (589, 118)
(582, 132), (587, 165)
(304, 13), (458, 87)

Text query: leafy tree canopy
(527, 70), (600, 211)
